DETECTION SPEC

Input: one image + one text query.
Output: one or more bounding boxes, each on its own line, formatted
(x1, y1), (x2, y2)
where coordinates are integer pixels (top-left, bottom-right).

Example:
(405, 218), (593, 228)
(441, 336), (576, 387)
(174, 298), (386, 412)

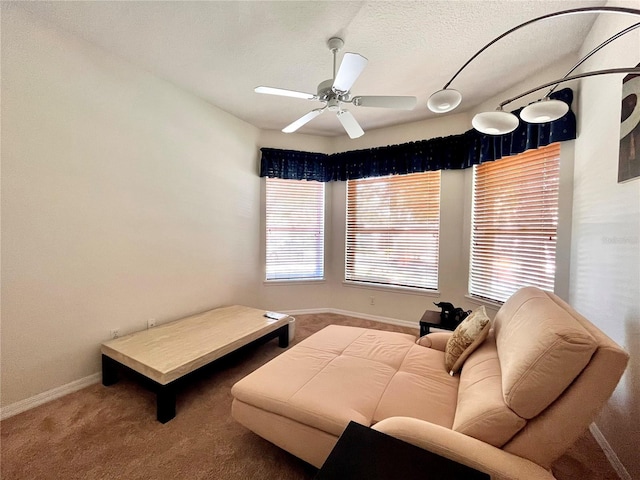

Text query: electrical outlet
(110, 328), (120, 339)
(147, 318), (156, 329)
(370, 296), (375, 305)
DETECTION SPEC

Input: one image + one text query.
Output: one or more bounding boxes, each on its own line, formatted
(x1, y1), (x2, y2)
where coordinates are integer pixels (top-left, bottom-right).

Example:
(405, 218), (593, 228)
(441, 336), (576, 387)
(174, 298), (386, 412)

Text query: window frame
(344, 171), (441, 292)
(468, 143), (561, 304)
(264, 177), (325, 283)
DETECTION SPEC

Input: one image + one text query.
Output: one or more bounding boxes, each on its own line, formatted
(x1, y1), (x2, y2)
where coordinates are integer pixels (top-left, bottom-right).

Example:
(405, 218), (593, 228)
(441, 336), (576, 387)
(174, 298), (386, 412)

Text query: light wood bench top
(101, 305), (290, 385)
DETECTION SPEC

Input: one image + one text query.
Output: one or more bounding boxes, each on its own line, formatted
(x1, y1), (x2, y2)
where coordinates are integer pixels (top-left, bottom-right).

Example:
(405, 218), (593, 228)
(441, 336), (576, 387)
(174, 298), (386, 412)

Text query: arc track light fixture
(427, 6), (640, 135)
(472, 67), (640, 134)
(474, 22), (640, 135)
(517, 21), (639, 125)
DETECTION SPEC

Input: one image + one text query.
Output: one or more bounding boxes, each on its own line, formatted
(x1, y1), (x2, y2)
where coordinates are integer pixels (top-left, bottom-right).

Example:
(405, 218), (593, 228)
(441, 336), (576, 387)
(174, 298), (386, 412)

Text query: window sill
(264, 279), (326, 286)
(342, 280), (440, 297)
(465, 294), (503, 310)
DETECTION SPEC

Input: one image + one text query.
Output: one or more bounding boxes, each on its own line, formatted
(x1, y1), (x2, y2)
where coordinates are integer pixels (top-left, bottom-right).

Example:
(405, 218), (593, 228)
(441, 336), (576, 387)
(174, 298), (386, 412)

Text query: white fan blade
(336, 110), (364, 139)
(353, 96), (417, 110)
(282, 108), (325, 133)
(255, 86), (315, 100)
(332, 53), (368, 94)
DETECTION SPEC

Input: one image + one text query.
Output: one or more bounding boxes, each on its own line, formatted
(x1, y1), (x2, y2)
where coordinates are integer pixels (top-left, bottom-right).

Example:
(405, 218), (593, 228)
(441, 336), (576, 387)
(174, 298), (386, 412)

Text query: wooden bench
(101, 305), (290, 423)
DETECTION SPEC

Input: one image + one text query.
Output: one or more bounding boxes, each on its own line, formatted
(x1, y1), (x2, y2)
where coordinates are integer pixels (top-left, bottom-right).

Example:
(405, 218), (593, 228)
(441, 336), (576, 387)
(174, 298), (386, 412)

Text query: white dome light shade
(427, 89), (462, 113)
(520, 99), (569, 123)
(472, 111), (520, 135)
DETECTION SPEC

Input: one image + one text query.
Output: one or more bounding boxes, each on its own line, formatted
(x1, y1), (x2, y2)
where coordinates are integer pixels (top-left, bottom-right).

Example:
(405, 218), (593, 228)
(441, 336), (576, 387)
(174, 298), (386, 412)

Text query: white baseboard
(283, 307), (329, 316)
(1, 310), (412, 421)
(589, 423), (631, 480)
(284, 307), (418, 329)
(0, 373), (101, 421)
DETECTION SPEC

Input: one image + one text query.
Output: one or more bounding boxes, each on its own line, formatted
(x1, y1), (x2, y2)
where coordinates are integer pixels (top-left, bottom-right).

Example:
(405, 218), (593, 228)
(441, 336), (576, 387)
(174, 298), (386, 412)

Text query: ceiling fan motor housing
(317, 79), (334, 99)
(317, 79), (350, 105)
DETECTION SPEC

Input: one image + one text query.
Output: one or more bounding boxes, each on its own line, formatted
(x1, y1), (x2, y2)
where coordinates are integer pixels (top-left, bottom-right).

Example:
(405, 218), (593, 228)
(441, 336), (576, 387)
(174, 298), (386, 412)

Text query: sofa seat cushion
(373, 344), (459, 428)
(453, 332), (526, 447)
(494, 287), (598, 419)
(231, 325), (458, 437)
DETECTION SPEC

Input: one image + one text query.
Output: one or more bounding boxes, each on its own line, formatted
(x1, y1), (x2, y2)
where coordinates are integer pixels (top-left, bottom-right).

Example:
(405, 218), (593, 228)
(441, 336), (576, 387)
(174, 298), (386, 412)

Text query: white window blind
(469, 143), (560, 303)
(265, 178), (325, 281)
(346, 171), (441, 290)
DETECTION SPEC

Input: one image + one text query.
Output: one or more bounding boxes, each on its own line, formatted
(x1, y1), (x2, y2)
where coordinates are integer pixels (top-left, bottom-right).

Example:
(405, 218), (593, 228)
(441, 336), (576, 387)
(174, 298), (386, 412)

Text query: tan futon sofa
(231, 287), (628, 479)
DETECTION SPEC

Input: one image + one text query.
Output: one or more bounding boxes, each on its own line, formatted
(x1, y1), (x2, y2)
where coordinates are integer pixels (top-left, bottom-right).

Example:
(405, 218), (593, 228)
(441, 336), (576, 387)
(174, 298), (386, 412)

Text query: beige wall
(256, 130), (333, 311)
(3, 15), (632, 480)
(0, 7), (579, 410)
(1, 7), (263, 406)
(569, 2), (640, 478)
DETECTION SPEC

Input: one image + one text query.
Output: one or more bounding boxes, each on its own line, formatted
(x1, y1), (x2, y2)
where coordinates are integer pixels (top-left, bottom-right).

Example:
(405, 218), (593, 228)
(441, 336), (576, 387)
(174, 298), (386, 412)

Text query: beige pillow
(444, 306), (491, 375)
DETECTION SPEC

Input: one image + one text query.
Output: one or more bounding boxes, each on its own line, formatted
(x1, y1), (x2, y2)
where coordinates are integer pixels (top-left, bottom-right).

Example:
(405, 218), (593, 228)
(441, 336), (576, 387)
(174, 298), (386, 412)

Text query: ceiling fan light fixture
(327, 97), (340, 111)
(427, 89), (462, 113)
(520, 98), (569, 123)
(332, 52), (368, 95)
(472, 110), (519, 135)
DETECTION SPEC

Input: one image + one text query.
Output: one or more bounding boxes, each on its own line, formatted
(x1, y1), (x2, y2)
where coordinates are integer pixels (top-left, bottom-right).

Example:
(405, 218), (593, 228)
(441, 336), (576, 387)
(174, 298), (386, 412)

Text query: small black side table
(419, 310), (460, 336)
(316, 421), (489, 480)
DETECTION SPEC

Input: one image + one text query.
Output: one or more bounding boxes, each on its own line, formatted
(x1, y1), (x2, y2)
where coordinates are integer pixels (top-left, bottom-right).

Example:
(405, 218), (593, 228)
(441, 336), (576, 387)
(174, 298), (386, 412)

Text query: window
(345, 171), (441, 290)
(469, 143), (560, 303)
(265, 178), (325, 281)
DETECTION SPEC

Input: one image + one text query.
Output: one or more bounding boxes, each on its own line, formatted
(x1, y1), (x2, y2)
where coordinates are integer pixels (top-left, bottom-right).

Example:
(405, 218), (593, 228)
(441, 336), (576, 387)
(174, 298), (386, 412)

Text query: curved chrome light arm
(545, 22), (640, 97)
(442, 6), (640, 90)
(499, 67), (640, 109)
(474, 67), (640, 134)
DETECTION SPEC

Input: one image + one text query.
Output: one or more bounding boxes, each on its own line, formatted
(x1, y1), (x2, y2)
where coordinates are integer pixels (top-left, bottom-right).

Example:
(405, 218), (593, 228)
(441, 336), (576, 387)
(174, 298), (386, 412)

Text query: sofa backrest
(495, 287), (629, 467)
(454, 287), (629, 468)
(494, 287), (598, 419)
(453, 330), (526, 447)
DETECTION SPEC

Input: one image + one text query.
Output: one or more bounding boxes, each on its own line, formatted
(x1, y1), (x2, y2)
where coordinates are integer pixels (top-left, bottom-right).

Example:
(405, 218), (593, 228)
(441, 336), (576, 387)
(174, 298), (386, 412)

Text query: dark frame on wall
(619, 63), (640, 183)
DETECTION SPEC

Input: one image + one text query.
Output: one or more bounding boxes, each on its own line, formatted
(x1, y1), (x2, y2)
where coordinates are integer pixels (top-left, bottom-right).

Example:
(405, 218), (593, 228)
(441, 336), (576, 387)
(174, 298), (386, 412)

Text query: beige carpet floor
(1, 313), (620, 479)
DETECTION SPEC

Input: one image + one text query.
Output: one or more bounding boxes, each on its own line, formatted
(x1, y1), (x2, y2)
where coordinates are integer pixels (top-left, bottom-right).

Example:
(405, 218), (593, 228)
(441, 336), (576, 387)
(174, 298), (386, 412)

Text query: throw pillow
(444, 306), (491, 375)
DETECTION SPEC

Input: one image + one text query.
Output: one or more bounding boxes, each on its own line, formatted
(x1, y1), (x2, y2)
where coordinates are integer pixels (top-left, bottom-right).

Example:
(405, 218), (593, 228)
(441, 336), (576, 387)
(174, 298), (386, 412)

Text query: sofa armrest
(416, 332), (452, 351)
(372, 417), (555, 480)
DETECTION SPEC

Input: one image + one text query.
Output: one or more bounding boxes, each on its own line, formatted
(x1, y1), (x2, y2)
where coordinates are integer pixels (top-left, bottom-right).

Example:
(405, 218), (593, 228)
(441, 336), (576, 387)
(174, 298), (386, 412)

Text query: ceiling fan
(254, 37), (417, 139)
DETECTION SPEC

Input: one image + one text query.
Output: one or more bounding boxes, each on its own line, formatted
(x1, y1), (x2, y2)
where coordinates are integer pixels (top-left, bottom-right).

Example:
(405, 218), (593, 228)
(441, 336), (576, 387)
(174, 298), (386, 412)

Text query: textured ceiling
(15, 0), (613, 137)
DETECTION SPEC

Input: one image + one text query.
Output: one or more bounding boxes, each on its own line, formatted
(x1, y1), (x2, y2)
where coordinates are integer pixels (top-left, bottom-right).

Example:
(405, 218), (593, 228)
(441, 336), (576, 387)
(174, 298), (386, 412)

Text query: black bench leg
(278, 324), (289, 348)
(102, 355), (119, 386)
(157, 383), (176, 423)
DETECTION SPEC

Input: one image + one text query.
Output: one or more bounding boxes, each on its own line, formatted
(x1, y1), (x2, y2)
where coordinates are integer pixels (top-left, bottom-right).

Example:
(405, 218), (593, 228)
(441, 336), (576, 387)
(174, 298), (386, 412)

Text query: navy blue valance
(260, 88), (576, 182)
(259, 148), (331, 182)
